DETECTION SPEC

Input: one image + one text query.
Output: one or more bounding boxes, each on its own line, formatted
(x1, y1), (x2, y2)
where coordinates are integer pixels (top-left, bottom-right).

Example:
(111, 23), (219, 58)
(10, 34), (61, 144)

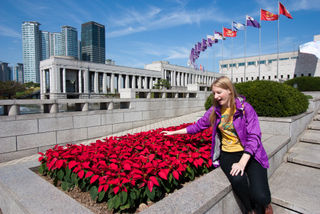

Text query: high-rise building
(0, 62), (12, 81)
(61, 25), (78, 58)
(13, 63), (24, 83)
(41, 31), (50, 60)
(81, 21), (105, 63)
(22, 21), (41, 83)
(50, 32), (62, 56)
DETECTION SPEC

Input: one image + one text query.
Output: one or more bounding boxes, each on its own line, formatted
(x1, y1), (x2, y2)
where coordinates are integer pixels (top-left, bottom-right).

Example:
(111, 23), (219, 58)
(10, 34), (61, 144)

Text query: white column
(78, 70), (82, 93)
(144, 77), (148, 89)
(41, 70), (46, 93)
(171, 71), (174, 86)
(177, 71), (180, 86)
(118, 74), (122, 89)
(94, 72), (99, 93)
(84, 68), (89, 93)
(149, 77), (153, 89)
(103, 73), (107, 93)
(138, 76), (142, 89)
(62, 68), (66, 93)
(111, 73), (115, 93)
(125, 75), (129, 89)
(132, 75), (136, 89)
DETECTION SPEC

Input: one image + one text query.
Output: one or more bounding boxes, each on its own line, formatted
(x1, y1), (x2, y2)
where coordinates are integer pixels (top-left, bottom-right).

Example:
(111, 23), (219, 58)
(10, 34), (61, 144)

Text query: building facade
(22, 21), (41, 83)
(41, 31), (50, 60)
(0, 62), (13, 82)
(50, 32), (62, 56)
(81, 21), (105, 64)
(40, 57), (218, 99)
(220, 35), (320, 83)
(61, 26), (78, 59)
(13, 63), (24, 82)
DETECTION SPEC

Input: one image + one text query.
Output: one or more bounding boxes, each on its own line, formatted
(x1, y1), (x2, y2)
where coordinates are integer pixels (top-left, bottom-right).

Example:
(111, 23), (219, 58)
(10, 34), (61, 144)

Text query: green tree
(24, 81), (40, 89)
(0, 81), (26, 99)
(153, 79), (170, 89)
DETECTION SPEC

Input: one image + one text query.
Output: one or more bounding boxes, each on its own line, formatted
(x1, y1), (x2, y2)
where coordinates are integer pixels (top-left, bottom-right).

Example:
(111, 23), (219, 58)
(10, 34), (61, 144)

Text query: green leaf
(57, 170), (65, 181)
(90, 186), (98, 201)
(145, 187), (155, 200)
(38, 164), (44, 174)
(130, 190), (137, 200)
(108, 196), (116, 210)
(114, 194), (121, 209)
(121, 191), (128, 204)
(98, 191), (105, 202)
(61, 181), (68, 191)
(120, 203), (131, 210)
(65, 166), (71, 178)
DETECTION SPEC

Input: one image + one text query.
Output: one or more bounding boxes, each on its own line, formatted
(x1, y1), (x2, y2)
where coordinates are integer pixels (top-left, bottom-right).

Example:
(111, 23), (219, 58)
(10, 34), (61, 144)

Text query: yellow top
(218, 105), (244, 152)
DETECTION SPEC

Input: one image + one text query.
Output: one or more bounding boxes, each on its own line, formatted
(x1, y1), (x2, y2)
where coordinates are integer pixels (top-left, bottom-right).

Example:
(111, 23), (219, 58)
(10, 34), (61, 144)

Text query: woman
(162, 76), (273, 214)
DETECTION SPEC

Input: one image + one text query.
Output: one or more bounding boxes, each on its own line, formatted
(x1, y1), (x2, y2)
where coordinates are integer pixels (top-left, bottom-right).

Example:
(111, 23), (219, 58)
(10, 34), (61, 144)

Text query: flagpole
(231, 21), (234, 82)
(213, 31), (215, 73)
(277, 0), (280, 81)
(259, 8), (261, 80)
(245, 15), (247, 82)
(222, 27), (224, 76)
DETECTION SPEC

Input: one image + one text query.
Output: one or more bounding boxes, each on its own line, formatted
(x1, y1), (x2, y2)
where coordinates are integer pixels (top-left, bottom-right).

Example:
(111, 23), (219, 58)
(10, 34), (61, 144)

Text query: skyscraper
(61, 25), (78, 58)
(13, 63), (24, 83)
(41, 31), (50, 60)
(22, 21), (41, 83)
(0, 62), (12, 82)
(81, 21), (105, 63)
(50, 32), (62, 56)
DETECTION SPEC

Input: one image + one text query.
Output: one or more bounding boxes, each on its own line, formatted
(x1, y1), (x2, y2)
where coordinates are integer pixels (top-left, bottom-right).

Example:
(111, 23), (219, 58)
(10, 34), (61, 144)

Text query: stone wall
(0, 91), (210, 163)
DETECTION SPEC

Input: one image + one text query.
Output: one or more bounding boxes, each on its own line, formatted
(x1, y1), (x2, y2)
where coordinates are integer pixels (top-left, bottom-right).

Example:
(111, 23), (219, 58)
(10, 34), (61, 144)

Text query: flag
(223, 27), (237, 37)
(279, 2), (293, 19)
(200, 65), (202, 70)
(214, 31), (224, 40)
(233, 21), (245, 31)
(261, 9), (279, 21)
(207, 35), (214, 47)
(197, 42), (202, 52)
(299, 41), (320, 59)
(246, 15), (260, 28)
(201, 39), (207, 51)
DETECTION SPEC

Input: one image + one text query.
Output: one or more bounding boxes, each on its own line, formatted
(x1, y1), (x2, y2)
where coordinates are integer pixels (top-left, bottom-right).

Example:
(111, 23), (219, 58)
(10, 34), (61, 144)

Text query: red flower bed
(38, 123), (213, 211)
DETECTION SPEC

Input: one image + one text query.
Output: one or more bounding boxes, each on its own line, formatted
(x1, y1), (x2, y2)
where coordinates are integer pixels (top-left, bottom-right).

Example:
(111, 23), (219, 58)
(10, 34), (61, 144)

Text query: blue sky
(0, 0), (319, 73)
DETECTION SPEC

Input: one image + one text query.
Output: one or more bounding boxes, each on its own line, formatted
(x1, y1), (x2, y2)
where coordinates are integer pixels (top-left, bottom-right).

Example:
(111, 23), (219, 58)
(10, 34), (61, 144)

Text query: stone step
(313, 114), (320, 121)
(307, 120), (320, 130)
(299, 130), (320, 144)
(269, 163), (320, 214)
(272, 204), (300, 214)
(287, 142), (320, 168)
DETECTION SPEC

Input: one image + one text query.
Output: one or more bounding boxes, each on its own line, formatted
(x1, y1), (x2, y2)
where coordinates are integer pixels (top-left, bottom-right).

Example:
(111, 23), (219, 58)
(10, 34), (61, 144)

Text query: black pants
(220, 151), (271, 211)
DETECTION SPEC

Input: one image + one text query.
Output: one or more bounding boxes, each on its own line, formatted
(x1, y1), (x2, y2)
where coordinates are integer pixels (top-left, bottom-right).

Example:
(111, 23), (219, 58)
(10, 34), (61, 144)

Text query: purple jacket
(186, 96), (269, 169)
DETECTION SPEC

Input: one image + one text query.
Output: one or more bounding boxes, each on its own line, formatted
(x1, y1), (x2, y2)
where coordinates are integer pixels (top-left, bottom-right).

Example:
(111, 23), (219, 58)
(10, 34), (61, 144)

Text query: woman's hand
(161, 131), (176, 136)
(230, 162), (246, 176)
(161, 128), (188, 136)
(230, 153), (251, 176)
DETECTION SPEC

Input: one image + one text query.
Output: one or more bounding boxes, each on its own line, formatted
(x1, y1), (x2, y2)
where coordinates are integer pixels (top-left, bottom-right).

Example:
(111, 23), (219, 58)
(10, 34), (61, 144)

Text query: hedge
(284, 76), (320, 91)
(205, 80), (309, 117)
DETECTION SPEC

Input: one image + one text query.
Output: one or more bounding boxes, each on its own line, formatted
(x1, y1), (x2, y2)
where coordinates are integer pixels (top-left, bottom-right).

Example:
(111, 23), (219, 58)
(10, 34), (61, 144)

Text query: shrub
(284, 76), (320, 91)
(234, 80), (308, 117)
(204, 80), (309, 117)
(204, 93), (214, 111)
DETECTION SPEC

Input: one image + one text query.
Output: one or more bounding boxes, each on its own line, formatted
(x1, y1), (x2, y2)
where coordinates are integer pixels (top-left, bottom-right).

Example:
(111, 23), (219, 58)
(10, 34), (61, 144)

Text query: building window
(221, 64), (228, 68)
(268, 59), (277, 64)
(262, 76), (265, 79)
(257, 77), (259, 80)
(287, 75), (290, 79)
(238, 62), (245, 66)
(268, 76), (271, 80)
(229, 63), (236, 67)
(281, 75), (283, 79)
(301, 74), (304, 77)
(280, 57), (289, 61)
(258, 60), (266, 65)
(246, 77), (248, 81)
(248, 61), (255, 66)
(236, 78), (238, 82)
(275, 75), (277, 79)
(291, 56), (298, 59)
(308, 73), (311, 76)
(251, 77), (254, 80)
(294, 74), (297, 78)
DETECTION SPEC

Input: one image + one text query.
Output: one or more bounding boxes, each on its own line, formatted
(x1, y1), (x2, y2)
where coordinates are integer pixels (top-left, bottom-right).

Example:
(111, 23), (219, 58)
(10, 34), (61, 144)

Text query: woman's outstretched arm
(161, 128), (187, 136)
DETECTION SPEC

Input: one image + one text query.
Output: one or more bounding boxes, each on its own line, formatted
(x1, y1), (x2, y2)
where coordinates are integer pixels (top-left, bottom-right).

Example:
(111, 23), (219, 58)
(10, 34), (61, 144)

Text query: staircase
(269, 109), (320, 214)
